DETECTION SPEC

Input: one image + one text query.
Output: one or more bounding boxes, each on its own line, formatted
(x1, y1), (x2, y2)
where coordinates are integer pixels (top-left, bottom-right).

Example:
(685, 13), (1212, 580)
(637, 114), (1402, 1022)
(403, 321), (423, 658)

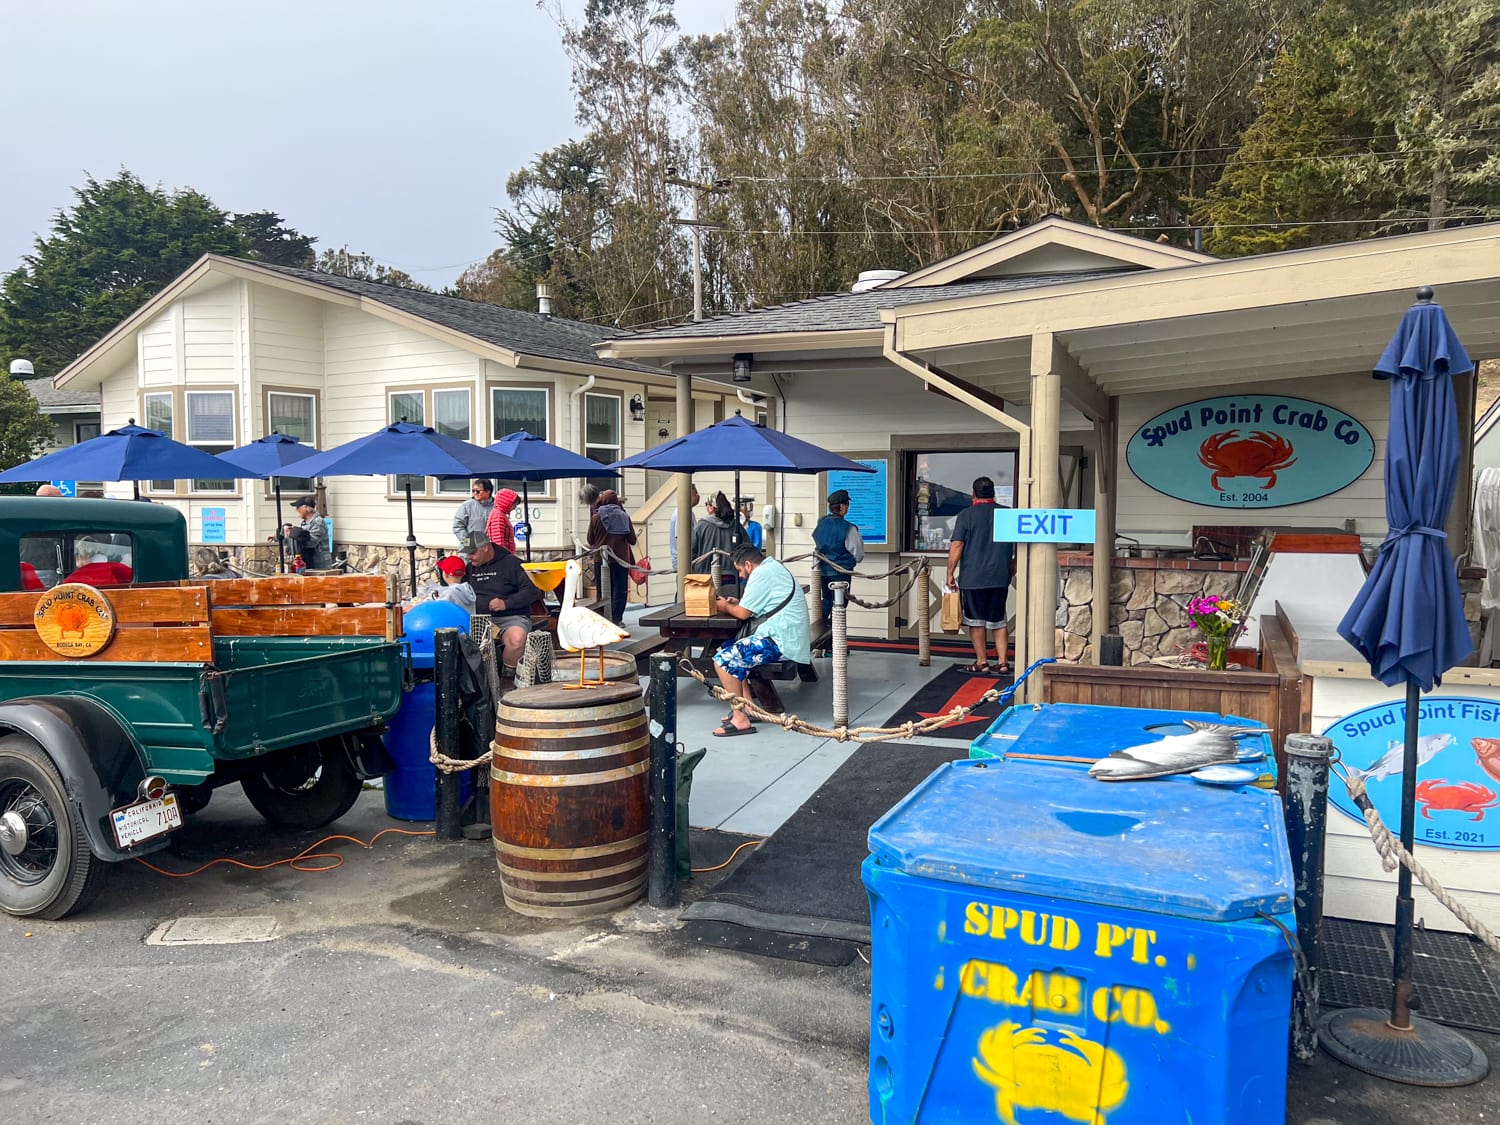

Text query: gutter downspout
(881, 326), (1039, 692)
(567, 374), (596, 550)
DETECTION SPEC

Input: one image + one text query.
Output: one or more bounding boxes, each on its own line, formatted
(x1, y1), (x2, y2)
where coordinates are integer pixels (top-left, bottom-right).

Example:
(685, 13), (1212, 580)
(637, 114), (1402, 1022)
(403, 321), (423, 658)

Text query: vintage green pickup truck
(0, 497), (404, 919)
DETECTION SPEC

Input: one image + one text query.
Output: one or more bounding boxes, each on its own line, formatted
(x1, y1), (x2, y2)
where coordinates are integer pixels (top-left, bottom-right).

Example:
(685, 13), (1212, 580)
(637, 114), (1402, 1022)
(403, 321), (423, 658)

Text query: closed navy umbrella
(289, 422), (541, 594)
(1324, 288), (1486, 1085)
(0, 423), (264, 497)
(488, 430), (618, 560)
(217, 433), (324, 573)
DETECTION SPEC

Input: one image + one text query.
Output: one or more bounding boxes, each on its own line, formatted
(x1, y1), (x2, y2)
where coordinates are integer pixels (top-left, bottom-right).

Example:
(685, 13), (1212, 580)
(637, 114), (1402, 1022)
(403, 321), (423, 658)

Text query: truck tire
(0, 735), (110, 920)
(240, 740), (362, 830)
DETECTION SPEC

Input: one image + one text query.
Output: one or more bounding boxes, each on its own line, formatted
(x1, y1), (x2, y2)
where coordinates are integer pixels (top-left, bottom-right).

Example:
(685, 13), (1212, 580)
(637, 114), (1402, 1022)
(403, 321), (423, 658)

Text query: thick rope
(1338, 764), (1500, 956)
(688, 657), (1054, 744)
(916, 559), (932, 667)
(831, 583), (850, 728)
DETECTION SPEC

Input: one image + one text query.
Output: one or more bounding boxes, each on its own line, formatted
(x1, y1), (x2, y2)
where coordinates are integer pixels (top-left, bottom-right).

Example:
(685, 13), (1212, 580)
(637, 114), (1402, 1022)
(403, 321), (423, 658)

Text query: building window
(388, 386), (474, 497)
(907, 449), (1019, 552)
(433, 387), (472, 494)
(186, 390), (236, 493)
(491, 386), (550, 496)
(74, 422), (101, 444)
(267, 391), (318, 493)
(144, 392), (175, 493)
(584, 392), (622, 494)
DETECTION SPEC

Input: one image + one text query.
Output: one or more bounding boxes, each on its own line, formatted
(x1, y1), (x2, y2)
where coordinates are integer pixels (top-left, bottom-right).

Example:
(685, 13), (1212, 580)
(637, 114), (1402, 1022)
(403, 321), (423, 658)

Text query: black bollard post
(434, 627), (463, 840)
(648, 653), (678, 908)
(1284, 732), (1334, 1060)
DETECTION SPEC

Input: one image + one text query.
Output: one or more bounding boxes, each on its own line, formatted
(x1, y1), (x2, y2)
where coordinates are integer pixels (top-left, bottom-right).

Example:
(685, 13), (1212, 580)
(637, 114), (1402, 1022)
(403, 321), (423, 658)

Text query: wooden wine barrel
(490, 681), (649, 919)
(547, 648), (638, 685)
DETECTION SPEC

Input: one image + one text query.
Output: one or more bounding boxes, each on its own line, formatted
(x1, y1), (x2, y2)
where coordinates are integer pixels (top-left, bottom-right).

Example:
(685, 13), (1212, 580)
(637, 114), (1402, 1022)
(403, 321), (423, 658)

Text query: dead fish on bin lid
(1089, 721), (1270, 782)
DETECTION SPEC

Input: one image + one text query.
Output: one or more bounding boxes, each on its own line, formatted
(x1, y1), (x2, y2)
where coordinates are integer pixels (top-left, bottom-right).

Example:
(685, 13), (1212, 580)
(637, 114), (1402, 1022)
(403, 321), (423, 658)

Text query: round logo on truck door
(33, 583), (117, 657)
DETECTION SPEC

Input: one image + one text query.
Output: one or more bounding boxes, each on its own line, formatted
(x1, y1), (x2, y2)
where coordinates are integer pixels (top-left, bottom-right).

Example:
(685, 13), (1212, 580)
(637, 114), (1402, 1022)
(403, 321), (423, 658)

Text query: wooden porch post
(675, 369), (692, 605)
(1027, 334), (1063, 699)
(1091, 398), (1118, 664)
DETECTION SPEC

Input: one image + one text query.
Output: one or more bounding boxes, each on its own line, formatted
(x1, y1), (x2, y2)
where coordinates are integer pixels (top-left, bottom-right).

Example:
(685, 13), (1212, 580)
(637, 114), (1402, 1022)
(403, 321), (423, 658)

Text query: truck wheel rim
(0, 782), (58, 885)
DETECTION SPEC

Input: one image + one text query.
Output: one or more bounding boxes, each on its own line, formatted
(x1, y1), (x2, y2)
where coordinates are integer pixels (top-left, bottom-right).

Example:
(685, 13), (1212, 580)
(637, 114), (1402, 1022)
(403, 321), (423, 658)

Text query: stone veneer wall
(1055, 552), (1487, 666)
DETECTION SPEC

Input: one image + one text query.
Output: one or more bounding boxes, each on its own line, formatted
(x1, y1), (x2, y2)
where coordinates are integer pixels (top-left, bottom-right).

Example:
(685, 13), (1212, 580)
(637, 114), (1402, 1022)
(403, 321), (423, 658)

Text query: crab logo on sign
(33, 583), (117, 657)
(1127, 395), (1373, 509)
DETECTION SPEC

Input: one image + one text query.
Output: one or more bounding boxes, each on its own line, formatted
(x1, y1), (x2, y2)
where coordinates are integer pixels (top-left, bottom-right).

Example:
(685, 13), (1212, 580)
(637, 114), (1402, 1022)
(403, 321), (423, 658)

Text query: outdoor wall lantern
(732, 353), (753, 383)
(629, 394), (645, 422)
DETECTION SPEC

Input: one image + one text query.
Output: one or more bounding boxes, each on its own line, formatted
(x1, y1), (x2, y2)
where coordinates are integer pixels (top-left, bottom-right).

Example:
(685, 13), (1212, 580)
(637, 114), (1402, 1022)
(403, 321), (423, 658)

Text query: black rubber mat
(879, 665), (1015, 741)
(1320, 917), (1500, 1034)
(680, 741), (961, 963)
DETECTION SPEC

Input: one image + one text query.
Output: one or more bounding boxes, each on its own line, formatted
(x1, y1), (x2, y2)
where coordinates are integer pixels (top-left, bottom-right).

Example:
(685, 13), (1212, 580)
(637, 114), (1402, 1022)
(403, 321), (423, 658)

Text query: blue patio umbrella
(1323, 288), (1487, 1086)
(609, 415), (876, 549)
(488, 430), (618, 560)
(287, 422), (541, 594)
(217, 433), (324, 573)
(0, 423), (264, 498)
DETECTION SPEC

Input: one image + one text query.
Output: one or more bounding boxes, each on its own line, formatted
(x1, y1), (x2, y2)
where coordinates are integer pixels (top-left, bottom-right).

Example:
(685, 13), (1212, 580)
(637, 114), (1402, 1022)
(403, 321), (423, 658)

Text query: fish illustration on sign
(1348, 733), (1455, 783)
(972, 1023), (1127, 1125)
(1197, 430), (1296, 491)
(1471, 737), (1500, 785)
(1415, 780), (1499, 821)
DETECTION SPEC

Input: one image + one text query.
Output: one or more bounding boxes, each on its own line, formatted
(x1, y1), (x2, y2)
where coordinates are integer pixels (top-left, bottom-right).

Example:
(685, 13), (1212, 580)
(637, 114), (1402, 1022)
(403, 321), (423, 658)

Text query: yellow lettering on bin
(1091, 984), (1171, 1035)
(1094, 923), (1130, 959)
(965, 902), (989, 935)
(1130, 929), (1157, 965)
(1051, 917), (1082, 952)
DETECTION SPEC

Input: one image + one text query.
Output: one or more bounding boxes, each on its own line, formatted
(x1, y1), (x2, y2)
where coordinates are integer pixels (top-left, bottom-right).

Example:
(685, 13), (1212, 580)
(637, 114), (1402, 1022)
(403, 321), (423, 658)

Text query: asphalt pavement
(1, 787), (1497, 1124)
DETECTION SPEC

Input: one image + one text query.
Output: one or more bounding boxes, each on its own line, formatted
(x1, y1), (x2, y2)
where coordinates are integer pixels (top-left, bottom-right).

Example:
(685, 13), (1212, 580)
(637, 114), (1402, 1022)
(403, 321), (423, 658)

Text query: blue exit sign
(993, 508), (1096, 543)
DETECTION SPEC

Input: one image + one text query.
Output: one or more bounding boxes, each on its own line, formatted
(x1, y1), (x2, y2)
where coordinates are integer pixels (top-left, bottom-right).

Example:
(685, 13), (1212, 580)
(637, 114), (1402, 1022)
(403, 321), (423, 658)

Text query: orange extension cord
(135, 828), (758, 879)
(134, 827), (435, 878)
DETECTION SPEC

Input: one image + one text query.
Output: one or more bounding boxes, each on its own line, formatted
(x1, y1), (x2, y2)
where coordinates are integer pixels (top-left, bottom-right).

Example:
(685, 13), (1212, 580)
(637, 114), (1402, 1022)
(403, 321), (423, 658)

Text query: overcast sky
(0, 0), (736, 289)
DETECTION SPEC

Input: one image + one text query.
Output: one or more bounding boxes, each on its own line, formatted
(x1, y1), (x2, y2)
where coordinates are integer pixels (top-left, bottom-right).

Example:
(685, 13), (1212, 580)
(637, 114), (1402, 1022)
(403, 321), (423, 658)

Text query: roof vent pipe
(851, 269), (905, 293)
(536, 280), (553, 318)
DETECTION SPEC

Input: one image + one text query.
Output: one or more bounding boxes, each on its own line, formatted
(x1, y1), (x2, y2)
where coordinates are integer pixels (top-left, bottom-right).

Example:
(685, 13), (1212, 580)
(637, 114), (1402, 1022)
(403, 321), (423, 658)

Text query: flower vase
(1205, 635), (1229, 671)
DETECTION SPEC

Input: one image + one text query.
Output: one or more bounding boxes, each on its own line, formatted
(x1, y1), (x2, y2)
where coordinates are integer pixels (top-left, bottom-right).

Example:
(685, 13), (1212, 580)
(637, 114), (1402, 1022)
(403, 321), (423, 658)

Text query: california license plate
(111, 793), (182, 849)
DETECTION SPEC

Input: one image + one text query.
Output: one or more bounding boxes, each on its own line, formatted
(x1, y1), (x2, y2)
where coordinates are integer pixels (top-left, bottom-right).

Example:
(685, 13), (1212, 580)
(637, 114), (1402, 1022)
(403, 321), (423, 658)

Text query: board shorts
(713, 634), (783, 680)
(487, 613), (532, 635)
(960, 587), (1009, 630)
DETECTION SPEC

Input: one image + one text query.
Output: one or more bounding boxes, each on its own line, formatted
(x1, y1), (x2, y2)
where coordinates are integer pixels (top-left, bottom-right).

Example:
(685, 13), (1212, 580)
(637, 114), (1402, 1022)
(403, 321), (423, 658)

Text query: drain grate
(147, 915), (279, 946)
(1318, 917), (1500, 1034)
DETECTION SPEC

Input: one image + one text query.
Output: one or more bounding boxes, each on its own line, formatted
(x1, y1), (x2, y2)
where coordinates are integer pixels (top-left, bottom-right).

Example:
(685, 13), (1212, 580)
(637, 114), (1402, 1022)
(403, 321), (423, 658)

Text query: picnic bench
(636, 602), (818, 714)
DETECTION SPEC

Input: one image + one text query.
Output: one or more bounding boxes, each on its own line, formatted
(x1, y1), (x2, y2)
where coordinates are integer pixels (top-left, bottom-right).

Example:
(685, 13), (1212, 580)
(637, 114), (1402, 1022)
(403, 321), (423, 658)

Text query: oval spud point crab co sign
(1126, 394), (1374, 509)
(33, 583), (117, 657)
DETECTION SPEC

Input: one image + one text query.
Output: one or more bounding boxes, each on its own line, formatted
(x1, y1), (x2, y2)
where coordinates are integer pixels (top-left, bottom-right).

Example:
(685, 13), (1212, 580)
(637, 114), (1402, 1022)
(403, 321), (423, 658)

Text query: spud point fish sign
(1126, 394), (1374, 509)
(1327, 696), (1500, 851)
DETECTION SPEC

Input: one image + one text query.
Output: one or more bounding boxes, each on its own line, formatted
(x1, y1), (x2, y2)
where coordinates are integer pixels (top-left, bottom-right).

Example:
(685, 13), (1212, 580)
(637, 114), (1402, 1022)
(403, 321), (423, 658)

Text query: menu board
(827, 459), (888, 545)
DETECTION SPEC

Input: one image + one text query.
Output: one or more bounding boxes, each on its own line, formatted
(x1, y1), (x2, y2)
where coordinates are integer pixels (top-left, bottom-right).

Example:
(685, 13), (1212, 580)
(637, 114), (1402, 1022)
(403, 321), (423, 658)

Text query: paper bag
(685, 574), (715, 617)
(941, 588), (962, 633)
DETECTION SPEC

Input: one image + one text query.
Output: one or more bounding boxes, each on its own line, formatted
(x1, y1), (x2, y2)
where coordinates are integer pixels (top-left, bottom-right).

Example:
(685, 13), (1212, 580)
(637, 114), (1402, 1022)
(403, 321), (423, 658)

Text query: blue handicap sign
(50, 480), (77, 497)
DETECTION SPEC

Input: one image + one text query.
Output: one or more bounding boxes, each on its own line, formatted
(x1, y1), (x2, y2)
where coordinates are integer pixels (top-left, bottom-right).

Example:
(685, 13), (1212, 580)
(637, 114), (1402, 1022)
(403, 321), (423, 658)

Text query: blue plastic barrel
(385, 600), (473, 821)
(863, 756), (1295, 1124)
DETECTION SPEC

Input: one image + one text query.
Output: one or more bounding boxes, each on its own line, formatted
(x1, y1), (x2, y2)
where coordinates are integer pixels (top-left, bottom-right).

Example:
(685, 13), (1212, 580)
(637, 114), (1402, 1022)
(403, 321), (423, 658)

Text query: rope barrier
(1336, 761), (1500, 957)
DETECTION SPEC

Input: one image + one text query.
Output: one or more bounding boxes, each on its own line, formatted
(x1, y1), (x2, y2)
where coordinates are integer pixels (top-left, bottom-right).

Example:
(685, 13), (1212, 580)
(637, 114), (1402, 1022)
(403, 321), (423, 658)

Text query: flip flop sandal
(960, 662), (991, 674)
(712, 724), (757, 738)
(995, 664), (1012, 675)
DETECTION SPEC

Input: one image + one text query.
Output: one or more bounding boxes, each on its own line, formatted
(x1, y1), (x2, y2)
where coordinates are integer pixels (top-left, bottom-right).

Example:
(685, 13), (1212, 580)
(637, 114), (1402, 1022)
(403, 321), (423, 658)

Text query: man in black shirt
(946, 476), (1016, 676)
(465, 540), (541, 676)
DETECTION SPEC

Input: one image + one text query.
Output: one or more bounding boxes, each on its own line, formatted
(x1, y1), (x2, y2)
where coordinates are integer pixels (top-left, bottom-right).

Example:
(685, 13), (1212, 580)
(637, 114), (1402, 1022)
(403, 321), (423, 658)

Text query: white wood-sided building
(48, 256), (763, 571)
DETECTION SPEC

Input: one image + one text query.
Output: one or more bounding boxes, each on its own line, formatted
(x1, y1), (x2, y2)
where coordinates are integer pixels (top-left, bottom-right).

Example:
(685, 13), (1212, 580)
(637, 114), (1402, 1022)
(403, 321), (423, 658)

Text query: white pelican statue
(556, 558), (628, 687)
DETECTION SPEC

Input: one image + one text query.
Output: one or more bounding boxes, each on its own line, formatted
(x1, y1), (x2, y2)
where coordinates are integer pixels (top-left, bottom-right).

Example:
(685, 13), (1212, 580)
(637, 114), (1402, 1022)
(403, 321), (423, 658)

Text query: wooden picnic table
(636, 601), (818, 714)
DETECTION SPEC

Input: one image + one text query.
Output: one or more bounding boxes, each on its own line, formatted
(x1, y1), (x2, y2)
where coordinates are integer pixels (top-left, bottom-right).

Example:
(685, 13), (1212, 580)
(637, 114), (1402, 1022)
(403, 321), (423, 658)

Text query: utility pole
(664, 171), (731, 602)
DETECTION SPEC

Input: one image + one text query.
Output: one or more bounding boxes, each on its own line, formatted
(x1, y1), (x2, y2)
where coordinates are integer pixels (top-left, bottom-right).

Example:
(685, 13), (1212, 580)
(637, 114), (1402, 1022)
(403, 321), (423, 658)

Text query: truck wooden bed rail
(0, 575), (400, 662)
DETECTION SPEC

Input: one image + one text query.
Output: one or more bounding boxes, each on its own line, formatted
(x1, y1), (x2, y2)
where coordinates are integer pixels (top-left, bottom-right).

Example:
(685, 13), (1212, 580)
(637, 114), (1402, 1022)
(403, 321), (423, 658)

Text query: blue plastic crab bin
(863, 757), (1295, 1125)
(385, 600), (473, 821)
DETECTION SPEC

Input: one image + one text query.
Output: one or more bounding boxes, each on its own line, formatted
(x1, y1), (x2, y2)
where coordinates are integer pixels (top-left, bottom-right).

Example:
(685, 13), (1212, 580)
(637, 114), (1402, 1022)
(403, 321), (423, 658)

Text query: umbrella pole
(732, 471), (741, 547)
(1390, 678), (1421, 1029)
(405, 482), (419, 599)
(133, 480), (140, 501)
(275, 480), (287, 574)
(522, 481), (532, 561)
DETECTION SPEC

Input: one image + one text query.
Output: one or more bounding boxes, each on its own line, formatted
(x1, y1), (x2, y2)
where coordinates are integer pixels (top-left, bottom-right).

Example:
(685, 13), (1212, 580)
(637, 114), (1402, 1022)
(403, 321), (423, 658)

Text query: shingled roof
(621, 270), (1133, 340)
(22, 379), (99, 412)
(253, 263), (665, 375)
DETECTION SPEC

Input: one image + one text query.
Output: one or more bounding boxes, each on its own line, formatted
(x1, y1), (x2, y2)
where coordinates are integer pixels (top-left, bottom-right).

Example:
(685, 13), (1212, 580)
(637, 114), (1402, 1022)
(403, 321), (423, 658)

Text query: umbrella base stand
(1319, 1007), (1489, 1086)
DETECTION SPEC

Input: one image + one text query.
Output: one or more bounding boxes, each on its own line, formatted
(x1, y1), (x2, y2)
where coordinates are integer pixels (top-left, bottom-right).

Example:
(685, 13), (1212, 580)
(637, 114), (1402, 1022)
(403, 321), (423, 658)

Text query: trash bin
(385, 600), (472, 821)
(864, 758), (1295, 1125)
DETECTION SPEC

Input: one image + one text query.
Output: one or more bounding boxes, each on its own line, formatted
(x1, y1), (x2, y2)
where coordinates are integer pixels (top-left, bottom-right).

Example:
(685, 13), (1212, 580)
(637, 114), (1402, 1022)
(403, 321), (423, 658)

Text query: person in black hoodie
(465, 539), (541, 676)
(691, 491), (741, 590)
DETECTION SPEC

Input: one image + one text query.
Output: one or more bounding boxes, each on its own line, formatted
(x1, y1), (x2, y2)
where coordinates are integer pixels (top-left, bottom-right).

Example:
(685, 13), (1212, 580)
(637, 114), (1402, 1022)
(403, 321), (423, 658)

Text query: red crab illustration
(1197, 430), (1297, 490)
(1471, 737), (1500, 785)
(1415, 779), (1499, 821)
(54, 600), (92, 639)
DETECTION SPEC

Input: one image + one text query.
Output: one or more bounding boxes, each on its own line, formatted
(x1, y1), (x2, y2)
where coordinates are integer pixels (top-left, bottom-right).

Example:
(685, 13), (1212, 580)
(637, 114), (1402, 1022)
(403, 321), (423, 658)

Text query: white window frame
(184, 390), (238, 495)
(490, 384), (553, 499)
(387, 385), (478, 498)
(432, 387), (473, 495)
(583, 391), (622, 464)
(143, 391), (177, 494)
(265, 389), (319, 497)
